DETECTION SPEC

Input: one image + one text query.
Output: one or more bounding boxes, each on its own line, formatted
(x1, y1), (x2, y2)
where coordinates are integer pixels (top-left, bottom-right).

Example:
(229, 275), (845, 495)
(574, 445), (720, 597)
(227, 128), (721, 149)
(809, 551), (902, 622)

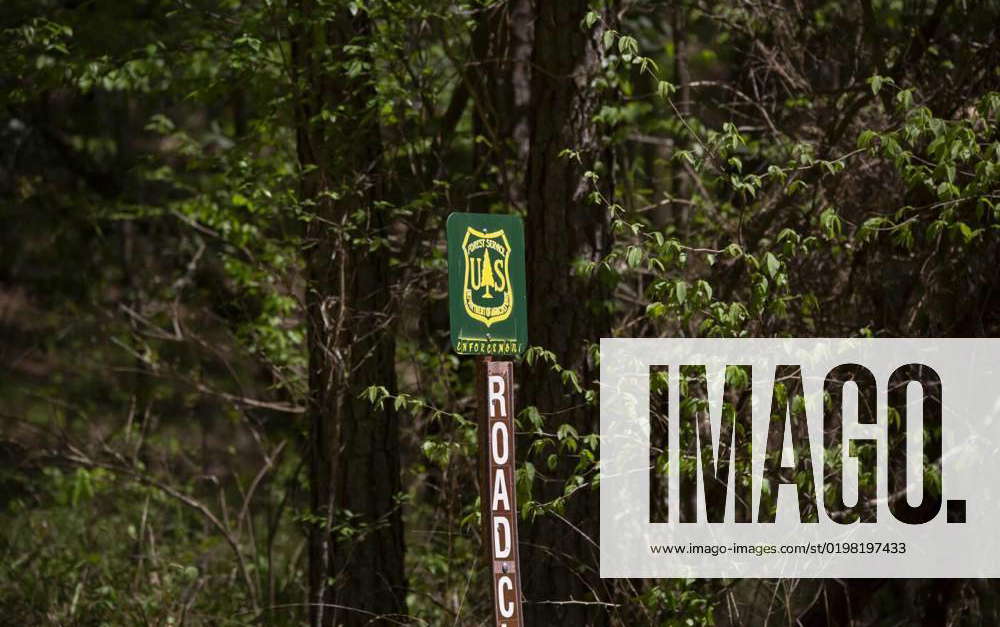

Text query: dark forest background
(1, 0), (999, 624)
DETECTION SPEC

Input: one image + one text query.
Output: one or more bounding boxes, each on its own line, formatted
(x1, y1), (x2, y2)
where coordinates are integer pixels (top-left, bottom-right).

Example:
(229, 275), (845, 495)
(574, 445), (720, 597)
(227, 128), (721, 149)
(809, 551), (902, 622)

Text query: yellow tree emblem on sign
(462, 227), (513, 326)
(478, 248), (497, 298)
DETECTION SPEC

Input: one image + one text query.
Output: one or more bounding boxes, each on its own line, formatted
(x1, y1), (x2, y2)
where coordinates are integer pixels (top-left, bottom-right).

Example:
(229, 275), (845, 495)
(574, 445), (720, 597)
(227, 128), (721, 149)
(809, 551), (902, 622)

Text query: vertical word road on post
(480, 360), (523, 625)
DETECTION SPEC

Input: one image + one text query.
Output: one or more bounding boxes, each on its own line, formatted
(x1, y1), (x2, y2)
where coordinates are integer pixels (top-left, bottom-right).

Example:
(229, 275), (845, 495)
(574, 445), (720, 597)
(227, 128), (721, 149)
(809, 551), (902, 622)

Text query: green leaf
(857, 129), (878, 150)
(625, 245), (642, 267)
(953, 222), (974, 243)
(868, 74), (893, 95)
(657, 80), (676, 99)
(895, 88), (915, 110)
(521, 406), (543, 430)
(561, 369), (582, 393)
(675, 281), (687, 305)
(777, 228), (800, 244)
(394, 394), (408, 411)
(819, 208), (842, 238)
(603, 30), (615, 51)
(764, 252), (780, 278)
(767, 164), (788, 181)
(557, 423), (578, 441)
(618, 35), (638, 56)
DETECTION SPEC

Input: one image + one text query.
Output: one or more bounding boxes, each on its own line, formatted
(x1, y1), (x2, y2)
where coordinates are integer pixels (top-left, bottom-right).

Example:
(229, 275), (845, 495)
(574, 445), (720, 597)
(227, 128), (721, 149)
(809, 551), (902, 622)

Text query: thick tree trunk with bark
(520, 1), (615, 624)
(469, 0), (534, 212)
(291, 3), (406, 626)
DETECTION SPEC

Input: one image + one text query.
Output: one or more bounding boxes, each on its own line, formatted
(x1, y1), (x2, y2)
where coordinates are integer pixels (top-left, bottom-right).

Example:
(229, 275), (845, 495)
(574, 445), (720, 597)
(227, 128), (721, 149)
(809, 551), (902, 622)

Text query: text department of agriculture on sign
(599, 338), (1000, 578)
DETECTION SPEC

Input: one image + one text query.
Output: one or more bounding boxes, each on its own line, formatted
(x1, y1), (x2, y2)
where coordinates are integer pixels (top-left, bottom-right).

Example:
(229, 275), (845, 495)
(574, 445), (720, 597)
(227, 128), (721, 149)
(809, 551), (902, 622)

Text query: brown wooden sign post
(448, 213), (527, 625)
(477, 357), (524, 626)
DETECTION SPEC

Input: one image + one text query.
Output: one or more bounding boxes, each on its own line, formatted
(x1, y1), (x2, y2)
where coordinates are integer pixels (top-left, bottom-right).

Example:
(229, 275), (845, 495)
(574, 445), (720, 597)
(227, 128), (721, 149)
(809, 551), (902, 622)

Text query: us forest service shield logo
(447, 212), (526, 355)
(461, 227), (514, 326)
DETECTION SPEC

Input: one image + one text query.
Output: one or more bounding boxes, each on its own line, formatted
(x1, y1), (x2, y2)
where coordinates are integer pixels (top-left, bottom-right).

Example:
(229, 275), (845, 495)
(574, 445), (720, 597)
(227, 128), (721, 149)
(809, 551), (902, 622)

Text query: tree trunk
(469, 0), (534, 213)
(797, 579), (885, 626)
(291, 3), (406, 625)
(671, 2), (691, 236)
(520, 1), (615, 624)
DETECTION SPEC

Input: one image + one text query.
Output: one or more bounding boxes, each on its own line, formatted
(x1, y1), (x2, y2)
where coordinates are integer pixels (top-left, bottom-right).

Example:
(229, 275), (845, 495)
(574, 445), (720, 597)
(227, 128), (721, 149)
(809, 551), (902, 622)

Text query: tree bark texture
(291, 3), (406, 625)
(521, 1), (615, 624)
(469, 0), (534, 212)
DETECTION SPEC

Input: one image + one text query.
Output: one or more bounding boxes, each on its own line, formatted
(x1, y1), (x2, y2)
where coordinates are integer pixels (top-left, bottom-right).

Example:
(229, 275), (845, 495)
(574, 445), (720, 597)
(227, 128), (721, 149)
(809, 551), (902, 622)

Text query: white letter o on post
(491, 421), (509, 464)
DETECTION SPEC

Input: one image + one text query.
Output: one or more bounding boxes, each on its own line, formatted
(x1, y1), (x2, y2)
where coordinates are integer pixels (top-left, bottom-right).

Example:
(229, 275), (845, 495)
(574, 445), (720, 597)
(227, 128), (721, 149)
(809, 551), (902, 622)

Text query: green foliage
(1, 0), (998, 624)
(0, 466), (303, 625)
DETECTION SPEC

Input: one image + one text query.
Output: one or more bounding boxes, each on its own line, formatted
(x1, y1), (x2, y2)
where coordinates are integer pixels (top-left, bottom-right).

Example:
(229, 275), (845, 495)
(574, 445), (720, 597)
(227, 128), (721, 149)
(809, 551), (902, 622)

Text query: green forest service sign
(447, 212), (527, 355)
